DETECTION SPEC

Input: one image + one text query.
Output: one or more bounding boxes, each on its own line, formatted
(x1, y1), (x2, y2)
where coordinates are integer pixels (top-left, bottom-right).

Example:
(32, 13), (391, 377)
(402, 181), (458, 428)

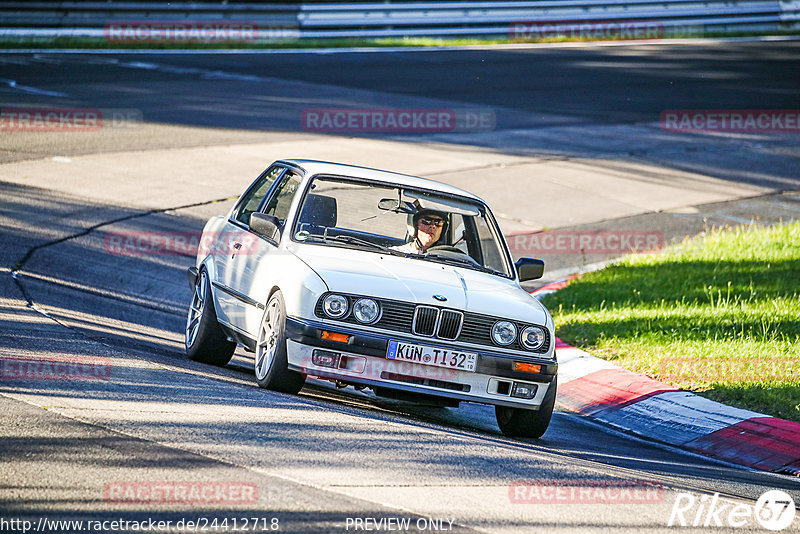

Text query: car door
(213, 164), (285, 329)
(225, 168), (304, 337)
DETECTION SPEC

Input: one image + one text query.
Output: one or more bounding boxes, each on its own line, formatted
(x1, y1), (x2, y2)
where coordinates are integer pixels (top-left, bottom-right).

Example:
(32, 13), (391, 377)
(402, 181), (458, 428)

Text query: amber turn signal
(514, 362), (542, 374)
(321, 331), (350, 344)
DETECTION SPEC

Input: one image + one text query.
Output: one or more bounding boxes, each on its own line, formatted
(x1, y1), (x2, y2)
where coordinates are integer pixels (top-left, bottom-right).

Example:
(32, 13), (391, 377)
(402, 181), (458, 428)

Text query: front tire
(254, 290), (305, 394)
(495, 377), (557, 438)
(185, 268), (235, 366)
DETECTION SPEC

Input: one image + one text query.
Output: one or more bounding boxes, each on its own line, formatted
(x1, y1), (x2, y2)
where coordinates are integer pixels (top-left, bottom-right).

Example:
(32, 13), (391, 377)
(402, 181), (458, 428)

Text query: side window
(450, 214), (468, 253)
(263, 171), (302, 225)
(476, 216), (505, 272)
(234, 165), (284, 225)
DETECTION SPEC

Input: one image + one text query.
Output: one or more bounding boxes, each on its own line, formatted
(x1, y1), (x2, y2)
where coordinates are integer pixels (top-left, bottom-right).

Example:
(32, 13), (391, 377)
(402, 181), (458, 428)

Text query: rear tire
(185, 268), (235, 366)
(254, 290), (305, 394)
(495, 377), (557, 438)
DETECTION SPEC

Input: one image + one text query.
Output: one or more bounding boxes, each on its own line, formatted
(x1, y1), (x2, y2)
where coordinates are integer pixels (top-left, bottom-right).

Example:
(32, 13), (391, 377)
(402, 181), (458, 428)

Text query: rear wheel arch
(185, 265), (236, 366)
(198, 259), (226, 317)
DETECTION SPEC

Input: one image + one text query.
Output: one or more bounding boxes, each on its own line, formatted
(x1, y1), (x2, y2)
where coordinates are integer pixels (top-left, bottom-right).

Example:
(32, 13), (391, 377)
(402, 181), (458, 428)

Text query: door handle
(231, 242), (242, 258)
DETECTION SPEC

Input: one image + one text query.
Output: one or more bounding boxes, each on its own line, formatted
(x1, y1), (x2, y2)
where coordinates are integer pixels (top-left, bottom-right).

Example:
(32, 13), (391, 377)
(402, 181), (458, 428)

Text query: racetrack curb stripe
(532, 278), (800, 474)
(685, 417), (800, 471)
(558, 368), (679, 416)
(589, 390), (761, 446)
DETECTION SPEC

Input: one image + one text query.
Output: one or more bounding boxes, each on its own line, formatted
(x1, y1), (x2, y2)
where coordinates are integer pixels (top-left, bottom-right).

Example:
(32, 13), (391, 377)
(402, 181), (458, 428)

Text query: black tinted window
(234, 166), (284, 225)
(264, 171), (302, 225)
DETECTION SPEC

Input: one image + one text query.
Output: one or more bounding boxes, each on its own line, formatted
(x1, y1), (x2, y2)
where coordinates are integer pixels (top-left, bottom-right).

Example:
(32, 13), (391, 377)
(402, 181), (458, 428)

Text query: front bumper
(285, 317), (557, 409)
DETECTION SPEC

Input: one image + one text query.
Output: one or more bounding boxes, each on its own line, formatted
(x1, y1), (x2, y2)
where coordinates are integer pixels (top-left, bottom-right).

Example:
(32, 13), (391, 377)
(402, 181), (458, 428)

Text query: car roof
(280, 159), (484, 203)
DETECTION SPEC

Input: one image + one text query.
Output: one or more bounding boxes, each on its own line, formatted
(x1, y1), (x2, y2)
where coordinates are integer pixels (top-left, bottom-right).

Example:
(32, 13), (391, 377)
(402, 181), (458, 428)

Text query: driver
(392, 209), (448, 254)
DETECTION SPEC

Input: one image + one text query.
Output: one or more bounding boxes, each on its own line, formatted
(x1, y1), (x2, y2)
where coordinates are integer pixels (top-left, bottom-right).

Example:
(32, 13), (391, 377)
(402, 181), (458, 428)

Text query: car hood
(292, 245), (549, 325)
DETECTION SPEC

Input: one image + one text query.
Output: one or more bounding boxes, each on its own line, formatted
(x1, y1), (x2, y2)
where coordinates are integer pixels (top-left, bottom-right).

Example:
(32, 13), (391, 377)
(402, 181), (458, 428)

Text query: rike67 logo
(669, 490), (796, 531)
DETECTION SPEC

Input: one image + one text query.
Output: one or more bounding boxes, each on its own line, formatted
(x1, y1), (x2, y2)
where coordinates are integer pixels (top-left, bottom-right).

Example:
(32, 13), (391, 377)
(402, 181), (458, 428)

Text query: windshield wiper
(422, 253), (508, 277)
(311, 234), (406, 256)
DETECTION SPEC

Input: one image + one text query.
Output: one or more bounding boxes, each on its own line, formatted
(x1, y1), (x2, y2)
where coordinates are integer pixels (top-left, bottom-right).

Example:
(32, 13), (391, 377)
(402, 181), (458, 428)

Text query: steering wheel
(426, 245), (483, 267)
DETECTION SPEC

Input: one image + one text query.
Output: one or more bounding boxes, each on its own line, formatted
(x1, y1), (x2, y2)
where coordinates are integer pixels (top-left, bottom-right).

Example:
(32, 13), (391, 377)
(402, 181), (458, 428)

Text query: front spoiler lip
(285, 316), (557, 382)
(292, 365), (550, 410)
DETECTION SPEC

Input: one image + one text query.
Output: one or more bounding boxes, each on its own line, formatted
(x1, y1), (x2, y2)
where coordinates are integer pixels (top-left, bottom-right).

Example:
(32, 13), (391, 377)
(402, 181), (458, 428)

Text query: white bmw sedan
(186, 160), (558, 437)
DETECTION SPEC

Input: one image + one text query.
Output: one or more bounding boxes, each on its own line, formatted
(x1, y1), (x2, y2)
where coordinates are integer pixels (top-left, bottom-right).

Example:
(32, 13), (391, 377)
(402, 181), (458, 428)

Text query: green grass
(2, 30), (798, 50)
(542, 221), (800, 422)
(0, 36), (502, 50)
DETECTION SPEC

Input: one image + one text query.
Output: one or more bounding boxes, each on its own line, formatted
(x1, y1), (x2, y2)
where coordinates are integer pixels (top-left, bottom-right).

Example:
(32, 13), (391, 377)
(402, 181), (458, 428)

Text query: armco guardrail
(297, 0), (800, 38)
(0, 0), (798, 40)
(0, 2), (298, 27)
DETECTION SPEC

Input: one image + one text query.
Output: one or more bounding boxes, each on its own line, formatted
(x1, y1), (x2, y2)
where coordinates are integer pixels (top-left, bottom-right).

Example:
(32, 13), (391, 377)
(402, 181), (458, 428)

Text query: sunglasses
(419, 217), (445, 227)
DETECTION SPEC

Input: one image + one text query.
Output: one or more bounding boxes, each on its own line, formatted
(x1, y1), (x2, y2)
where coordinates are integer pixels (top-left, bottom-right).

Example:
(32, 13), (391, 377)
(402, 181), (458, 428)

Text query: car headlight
(353, 298), (380, 323)
(520, 326), (546, 350)
(492, 320), (517, 345)
(322, 294), (348, 318)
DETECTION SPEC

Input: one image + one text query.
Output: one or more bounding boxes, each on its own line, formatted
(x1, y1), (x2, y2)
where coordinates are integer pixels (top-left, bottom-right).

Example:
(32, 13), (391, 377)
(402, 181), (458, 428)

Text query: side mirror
(515, 258), (544, 282)
(250, 212), (281, 242)
(378, 198), (398, 211)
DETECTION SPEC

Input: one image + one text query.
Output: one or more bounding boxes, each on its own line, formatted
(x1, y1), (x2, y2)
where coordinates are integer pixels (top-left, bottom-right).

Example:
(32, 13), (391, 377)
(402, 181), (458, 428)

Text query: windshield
(292, 176), (513, 277)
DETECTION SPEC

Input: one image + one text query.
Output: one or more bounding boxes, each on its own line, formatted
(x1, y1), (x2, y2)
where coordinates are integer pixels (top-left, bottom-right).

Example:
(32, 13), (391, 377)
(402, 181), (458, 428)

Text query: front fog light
(323, 294), (348, 318)
(312, 349), (340, 368)
(353, 298), (380, 323)
(492, 321), (517, 345)
(511, 382), (537, 399)
(521, 326), (546, 350)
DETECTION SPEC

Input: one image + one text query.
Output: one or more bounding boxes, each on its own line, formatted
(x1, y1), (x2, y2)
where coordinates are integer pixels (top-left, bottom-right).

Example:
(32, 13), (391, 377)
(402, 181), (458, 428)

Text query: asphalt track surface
(1, 41), (799, 532)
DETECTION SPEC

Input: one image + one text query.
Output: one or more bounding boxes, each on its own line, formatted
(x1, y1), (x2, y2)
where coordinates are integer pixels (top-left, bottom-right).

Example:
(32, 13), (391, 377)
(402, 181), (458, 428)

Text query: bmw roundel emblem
(433, 295), (447, 302)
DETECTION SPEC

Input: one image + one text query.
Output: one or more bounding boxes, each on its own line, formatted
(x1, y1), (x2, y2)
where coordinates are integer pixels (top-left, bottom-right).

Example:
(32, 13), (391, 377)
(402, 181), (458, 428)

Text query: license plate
(386, 340), (477, 373)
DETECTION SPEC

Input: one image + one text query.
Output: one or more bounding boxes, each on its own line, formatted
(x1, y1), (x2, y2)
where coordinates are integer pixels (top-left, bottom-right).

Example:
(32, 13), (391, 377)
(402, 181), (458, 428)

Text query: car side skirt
(217, 319), (257, 352)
